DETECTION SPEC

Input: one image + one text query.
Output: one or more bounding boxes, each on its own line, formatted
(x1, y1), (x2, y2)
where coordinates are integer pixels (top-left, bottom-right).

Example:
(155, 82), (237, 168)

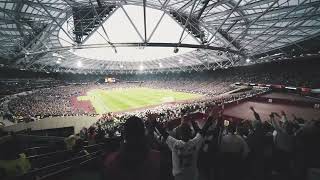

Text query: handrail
(24, 146), (50, 151)
(38, 166), (72, 180)
(0, 135), (12, 144)
(18, 150), (104, 179)
(16, 134), (65, 141)
(27, 149), (70, 160)
(34, 150), (100, 173)
(36, 152), (102, 180)
(26, 142), (105, 160)
(24, 142), (104, 152)
(83, 142), (105, 148)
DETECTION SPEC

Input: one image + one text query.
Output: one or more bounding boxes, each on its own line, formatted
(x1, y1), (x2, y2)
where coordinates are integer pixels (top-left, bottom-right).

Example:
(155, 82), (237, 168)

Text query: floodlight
(77, 61), (83, 67)
(139, 64), (144, 71)
(174, 47), (179, 53)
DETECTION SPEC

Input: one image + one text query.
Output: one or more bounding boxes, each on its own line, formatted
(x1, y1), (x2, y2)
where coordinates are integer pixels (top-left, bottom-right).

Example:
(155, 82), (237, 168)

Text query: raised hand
(181, 115), (186, 123)
(208, 108), (215, 118)
(269, 112), (275, 119)
(208, 107), (223, 120)
(147, 112), (158, 123)
(274, 112), (281, 118)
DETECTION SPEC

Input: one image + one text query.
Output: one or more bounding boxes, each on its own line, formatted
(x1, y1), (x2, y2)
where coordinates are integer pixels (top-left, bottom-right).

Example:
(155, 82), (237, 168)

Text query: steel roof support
(196, 0), (210, 20)
(207, 0), (242, 45)
(164, 10), (202, 44)
(225, 0), (279, 49)
(198, 21), (239, 51)
(23, 7), (69, 50)
(177, 0), (198, 44)
(89, 0), (117, 52)
(177, 0), (193, 12)
(147, 11), (165, 42)
(0, 7), (34, 37)
(252, 6), (320, 55)
(1, 0), (320, 73)
(82, 6), (120, 43)
(161, 0), (171, 9)
(36, 0), (75, 43)
(206, 1), (320, 22)
(143, 0), (147, 43)
(194, 0), (232, 14)
(27, 42), (240, 55)
(119, 4), (145, 42)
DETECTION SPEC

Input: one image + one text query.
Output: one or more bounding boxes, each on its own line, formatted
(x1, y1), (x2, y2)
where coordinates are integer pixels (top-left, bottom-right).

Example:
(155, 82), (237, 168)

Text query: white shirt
(220, 134), (249, 158)
(271, 118), (294, 152)
(166, 133), (204, 178)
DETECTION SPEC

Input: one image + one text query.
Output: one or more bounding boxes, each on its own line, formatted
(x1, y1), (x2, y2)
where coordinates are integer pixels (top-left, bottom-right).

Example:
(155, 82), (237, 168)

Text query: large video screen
(105, 77), (116, 83)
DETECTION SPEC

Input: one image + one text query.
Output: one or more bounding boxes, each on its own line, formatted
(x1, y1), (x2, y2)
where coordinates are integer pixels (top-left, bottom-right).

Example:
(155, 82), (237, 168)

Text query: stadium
(0, 0), (320, 180)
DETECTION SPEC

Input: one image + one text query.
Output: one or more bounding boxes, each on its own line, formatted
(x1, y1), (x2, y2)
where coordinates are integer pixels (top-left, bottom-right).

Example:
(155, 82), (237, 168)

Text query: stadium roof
(0, 0), (320, 74)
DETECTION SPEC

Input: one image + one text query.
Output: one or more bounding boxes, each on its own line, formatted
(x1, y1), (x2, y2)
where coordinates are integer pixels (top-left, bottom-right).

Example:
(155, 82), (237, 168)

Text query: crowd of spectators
(91, 88), (267, 141)
(1, 57), (319, 122)
(65, 88), (266, 157)
(0, 78), (63, 98)
(2, 78), (263, 121)
(7, 85), (88, 118)
(99, 105), (320, 180)
(118, 57), (320, 89)
(0, 58), (319, 179)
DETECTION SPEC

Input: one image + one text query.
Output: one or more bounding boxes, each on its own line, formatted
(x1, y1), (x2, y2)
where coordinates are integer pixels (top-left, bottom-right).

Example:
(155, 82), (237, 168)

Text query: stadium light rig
(139, 64), (144, 71)
(173, 47), (179, 53)
(56, 58), (62, 64)
(69, 48), (75, 53)
(77, 61), (83, 68)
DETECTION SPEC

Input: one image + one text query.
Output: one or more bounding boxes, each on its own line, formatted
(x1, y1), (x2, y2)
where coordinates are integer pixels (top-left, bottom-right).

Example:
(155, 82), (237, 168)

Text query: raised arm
(191, 120), (201, 134)
(280, 111), (288, 122)
(154, 121), (169, 141)
(193, 108), (219, 137)
(199, 116), (214, 136)
(250, 106), (261, 122)
(146, 112), (169, 140)
(269, 112), (284, 133)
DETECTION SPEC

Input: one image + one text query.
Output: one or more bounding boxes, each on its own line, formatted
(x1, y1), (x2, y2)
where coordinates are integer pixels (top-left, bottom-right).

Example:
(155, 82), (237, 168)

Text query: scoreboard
(105, 77), (116, 83)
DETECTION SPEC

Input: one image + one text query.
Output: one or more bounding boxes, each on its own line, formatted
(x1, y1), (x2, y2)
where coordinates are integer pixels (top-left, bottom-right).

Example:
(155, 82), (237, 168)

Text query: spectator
(64, 134), (79, 151)
(247, 107), (269, 180)
(270, 112), (295, 179)
(218, 120), (249, 180)
(88, 126), (97, 145)
(154, 111), (213, 180)
(79, 127), (88, 140)
(104, 116), (160, 180)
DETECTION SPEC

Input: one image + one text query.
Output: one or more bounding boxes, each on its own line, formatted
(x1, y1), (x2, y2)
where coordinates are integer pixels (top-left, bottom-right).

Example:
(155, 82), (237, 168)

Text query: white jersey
(220, 134), (249, 158)
(166, 133), (204, 179)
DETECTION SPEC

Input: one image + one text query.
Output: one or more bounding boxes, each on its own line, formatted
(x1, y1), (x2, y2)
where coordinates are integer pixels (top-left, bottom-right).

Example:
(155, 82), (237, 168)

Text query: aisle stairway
(0, 134), (120, 180)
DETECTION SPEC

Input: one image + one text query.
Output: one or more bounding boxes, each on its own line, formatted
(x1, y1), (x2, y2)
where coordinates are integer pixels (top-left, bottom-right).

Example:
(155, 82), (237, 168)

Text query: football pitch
(77, 87), (202, 114)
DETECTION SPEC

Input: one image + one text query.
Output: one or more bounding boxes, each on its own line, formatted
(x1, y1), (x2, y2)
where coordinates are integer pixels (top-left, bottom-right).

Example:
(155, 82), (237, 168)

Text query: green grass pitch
(77, 87), (202, 114)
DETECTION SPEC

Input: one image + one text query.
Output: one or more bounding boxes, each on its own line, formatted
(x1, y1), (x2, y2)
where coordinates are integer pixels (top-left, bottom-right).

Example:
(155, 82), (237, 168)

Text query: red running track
(223, 101), (320, 121)
(71, 96), (95, 113)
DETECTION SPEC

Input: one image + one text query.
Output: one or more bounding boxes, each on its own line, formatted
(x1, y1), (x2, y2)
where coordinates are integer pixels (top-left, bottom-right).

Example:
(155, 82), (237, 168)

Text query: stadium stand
(1, 58), (319, 122)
